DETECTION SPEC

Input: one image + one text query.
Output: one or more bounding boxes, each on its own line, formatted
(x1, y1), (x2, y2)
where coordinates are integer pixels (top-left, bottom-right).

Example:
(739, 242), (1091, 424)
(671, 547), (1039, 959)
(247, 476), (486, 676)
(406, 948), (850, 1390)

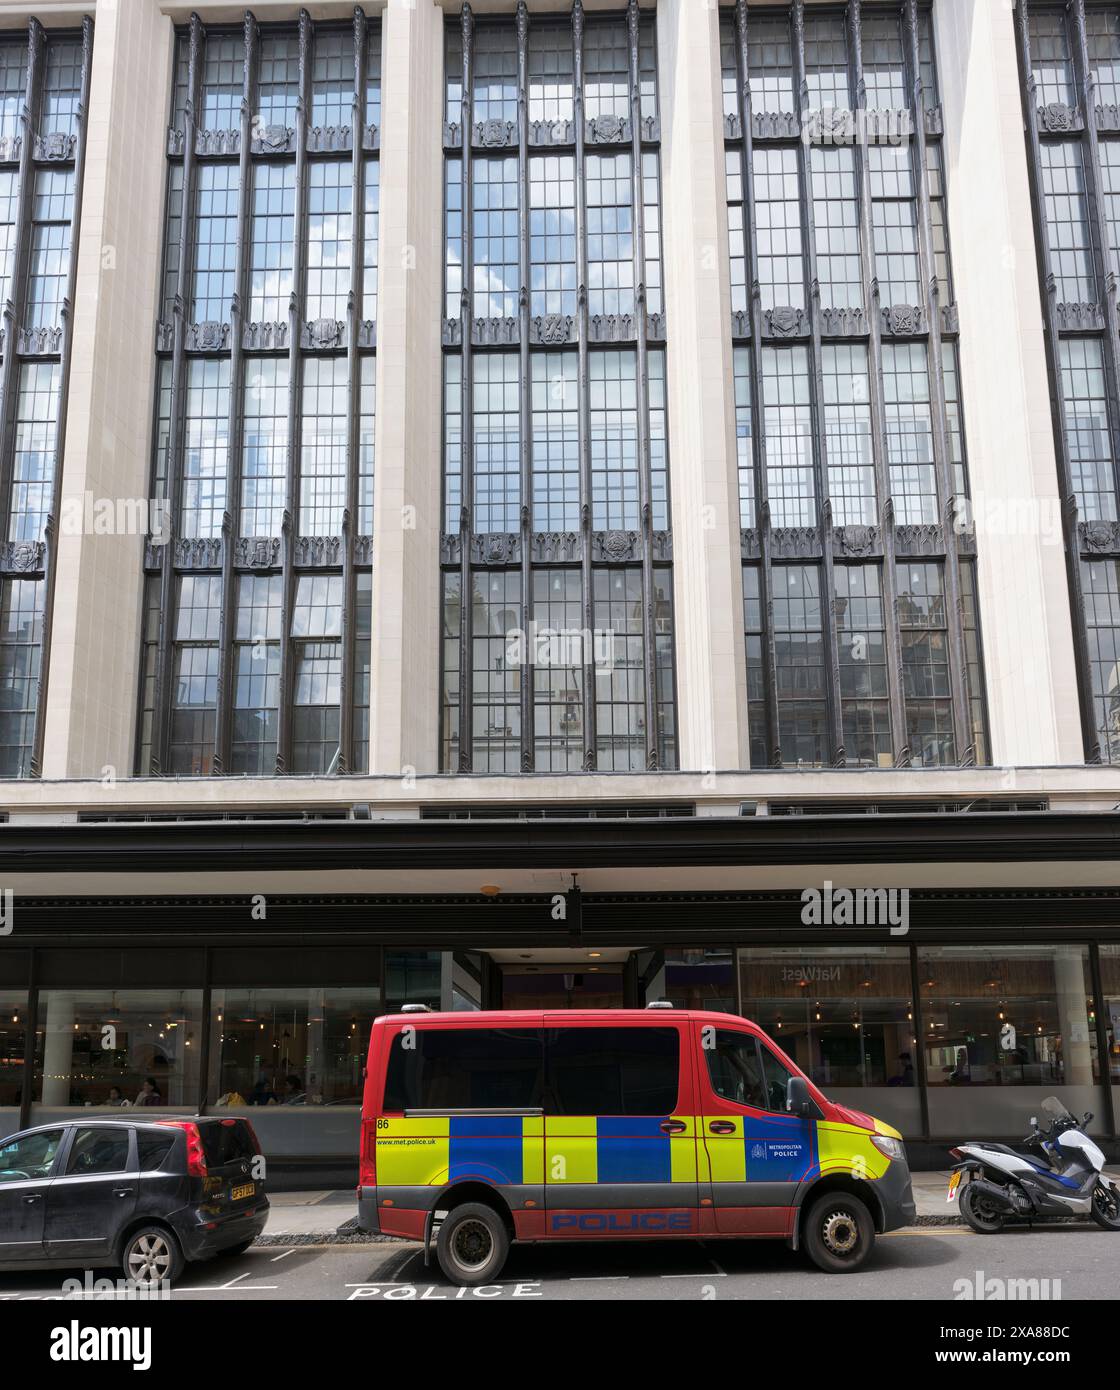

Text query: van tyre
(803, 1193), (875, 1273)
(121, 1225), (184, 1287)
(436, 1202), (509, 1286)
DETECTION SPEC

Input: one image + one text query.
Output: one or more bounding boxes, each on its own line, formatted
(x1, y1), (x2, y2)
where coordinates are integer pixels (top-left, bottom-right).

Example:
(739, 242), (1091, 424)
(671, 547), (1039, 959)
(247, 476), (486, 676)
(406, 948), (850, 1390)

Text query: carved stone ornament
(234, 536), (281, 569)
(1, 540), (45, 573)
(476, 118), (514, 147)
(306, 317), (344, 349)
(589, 113), (626, 143)
(835, 524), (877, 557)
(1081, 519), (1120, 554)
(532, 531), (581, 563)
(885, 303), (921, 335)
(255, 123), (293, 152)
(174, 536), (222, 569)
(1039, 101), (1074, 132)
(597, 529), (639, 562)
(821, 306), (866, 336)
(894, 523), (943, 557)
(765, 306), (806, 338)
(533, 313), (574, 345)
(35, 131), (77, 161)
(188, 321), (230, 352)
(472, 533), (519, 564)
(295, 536), (344, 567)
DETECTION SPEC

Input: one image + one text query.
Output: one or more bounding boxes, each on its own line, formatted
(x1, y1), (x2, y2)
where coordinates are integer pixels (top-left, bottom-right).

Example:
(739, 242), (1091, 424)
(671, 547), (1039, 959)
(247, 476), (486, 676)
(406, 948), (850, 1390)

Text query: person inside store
(135, 1077), (162, 1106)
(887, 1051), (915, 1087)
(106, 1085), (129, 1107)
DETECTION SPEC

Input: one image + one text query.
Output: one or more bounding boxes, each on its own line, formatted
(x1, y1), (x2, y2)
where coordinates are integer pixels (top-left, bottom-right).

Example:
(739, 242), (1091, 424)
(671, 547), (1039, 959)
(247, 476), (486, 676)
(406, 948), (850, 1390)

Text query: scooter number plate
(947, 1170), (962, 1202)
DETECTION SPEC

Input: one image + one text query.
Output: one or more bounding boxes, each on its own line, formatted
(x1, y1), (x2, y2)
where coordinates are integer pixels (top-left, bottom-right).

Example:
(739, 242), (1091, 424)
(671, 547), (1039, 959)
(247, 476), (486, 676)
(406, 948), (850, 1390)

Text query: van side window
(383, 1029), (544, 1111)
(758, 1043), (794, 1113)
(547, 1027), (679, 1116)
(706, 1030), (770, 1110)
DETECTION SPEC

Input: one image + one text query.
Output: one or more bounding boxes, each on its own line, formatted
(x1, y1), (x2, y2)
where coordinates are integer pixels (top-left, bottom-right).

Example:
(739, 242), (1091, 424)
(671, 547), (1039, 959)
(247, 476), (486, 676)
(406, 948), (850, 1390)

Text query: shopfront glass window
(1098, 945), (1120, 1118)
(31, 990), (203, 1123)
(0, 990), (26, 1134)
(739, 946), (919, 1135)
(384, 950), (483, 1013)
(208, 987), (378, 1158)
(919, 945), (1102, 1135)
(645, 948), (736, 1012)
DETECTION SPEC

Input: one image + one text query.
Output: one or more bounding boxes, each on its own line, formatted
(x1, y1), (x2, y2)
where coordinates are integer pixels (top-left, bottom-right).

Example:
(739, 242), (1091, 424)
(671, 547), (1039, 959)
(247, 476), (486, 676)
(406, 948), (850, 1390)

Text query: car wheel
(121, 1225), (184, 1288)
(1090, 1180), (1120, 1230)
(802, 1193), (875, 1273)
(959, 1182), (1006, 1234)
(435, 1202), (509, 1286)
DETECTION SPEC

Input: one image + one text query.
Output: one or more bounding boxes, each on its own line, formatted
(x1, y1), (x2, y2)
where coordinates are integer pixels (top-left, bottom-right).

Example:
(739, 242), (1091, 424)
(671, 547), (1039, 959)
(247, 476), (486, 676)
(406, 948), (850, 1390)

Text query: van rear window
(381, 1025), (681, 1116)
(384, 1029), (544, 1111)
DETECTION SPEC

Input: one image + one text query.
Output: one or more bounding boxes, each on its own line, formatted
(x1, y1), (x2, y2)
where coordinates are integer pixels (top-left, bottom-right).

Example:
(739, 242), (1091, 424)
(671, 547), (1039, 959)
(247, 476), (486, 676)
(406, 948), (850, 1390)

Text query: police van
(357, 1005), (916, 1284)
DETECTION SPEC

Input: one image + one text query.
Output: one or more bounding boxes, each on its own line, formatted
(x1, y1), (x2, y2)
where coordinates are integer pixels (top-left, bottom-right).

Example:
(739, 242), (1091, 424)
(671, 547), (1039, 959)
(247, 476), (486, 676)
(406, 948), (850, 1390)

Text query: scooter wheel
(959, 1181), (1006, 1233)
(1090, 1181), (1120, 1230)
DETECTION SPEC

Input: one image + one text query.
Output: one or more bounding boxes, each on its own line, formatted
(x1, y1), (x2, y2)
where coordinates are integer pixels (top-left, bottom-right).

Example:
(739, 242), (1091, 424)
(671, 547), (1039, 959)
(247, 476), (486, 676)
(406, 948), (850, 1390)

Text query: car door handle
(708, 1120), (736, 1135)
(21, 1194), (41, 1205)
(660, 1120), (687, 1134)
(112, 1188), (133, 1198)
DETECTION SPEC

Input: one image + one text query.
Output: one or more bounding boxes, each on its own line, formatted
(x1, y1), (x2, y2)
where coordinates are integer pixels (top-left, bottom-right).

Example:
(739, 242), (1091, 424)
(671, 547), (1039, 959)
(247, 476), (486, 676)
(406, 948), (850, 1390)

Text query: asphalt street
(1, 1225), (1116, 1301)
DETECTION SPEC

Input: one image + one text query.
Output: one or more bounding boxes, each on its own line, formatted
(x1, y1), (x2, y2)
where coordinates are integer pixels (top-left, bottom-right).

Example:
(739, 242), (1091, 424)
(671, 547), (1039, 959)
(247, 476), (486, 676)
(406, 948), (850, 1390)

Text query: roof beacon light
(400, 1003), (434, 1014)
(646, 999), (674, 1009)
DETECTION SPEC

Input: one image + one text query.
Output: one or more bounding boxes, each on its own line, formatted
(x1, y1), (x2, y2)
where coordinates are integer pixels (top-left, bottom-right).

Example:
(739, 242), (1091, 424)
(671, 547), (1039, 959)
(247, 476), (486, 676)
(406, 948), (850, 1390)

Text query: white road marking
(270, 1248), (297, 1262)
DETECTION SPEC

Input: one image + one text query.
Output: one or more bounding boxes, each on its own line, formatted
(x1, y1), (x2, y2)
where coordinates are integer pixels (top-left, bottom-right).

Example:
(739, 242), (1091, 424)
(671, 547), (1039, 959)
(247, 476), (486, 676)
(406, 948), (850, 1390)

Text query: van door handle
(709, 1120), (736, 1135)
(660, 1120), (687, 1134)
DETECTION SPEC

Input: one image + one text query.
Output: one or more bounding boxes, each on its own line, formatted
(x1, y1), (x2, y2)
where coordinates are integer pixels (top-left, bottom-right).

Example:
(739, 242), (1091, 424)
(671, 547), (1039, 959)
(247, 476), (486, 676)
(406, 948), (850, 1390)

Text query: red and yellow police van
(357, 1005), (915, 1284)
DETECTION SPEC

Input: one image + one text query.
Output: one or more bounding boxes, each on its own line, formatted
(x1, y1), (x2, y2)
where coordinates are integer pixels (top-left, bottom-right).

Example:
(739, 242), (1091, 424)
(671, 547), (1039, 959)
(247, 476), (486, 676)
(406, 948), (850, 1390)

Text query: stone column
(40, 991), (74, 1108)
(656, 0), (749, 772)
(1055, 948), (1094, 1087)
(40, 0), (173, 778)
(367, 0), (446, 776)
(935, 0), (1082, 765)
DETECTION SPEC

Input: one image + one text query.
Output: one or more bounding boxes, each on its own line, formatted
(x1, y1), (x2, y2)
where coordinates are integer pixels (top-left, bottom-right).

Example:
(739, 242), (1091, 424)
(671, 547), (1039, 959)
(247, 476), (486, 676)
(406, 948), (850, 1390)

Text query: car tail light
(156, 1120), (209, 1178)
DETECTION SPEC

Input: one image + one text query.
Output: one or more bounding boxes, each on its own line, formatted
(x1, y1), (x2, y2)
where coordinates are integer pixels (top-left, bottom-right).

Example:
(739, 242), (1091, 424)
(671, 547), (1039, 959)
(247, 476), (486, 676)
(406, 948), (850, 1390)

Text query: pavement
(263, 1168), (1120, 1240)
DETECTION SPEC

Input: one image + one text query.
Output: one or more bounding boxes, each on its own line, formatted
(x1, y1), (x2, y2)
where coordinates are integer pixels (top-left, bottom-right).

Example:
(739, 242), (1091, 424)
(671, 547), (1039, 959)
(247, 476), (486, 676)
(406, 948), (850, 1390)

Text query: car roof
(2, 1116), (208, 1139)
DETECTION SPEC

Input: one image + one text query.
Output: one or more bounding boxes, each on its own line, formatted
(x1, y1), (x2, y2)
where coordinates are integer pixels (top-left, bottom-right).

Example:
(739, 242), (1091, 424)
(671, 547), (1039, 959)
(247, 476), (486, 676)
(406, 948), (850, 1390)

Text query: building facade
(0, 0), (1118, 1177)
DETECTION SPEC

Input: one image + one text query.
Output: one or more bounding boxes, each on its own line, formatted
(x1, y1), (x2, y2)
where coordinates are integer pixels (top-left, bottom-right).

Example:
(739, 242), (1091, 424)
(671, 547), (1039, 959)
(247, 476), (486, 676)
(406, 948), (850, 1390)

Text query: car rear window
(138, 1131), (176, 1172)
(197, 1119), (258, 1167)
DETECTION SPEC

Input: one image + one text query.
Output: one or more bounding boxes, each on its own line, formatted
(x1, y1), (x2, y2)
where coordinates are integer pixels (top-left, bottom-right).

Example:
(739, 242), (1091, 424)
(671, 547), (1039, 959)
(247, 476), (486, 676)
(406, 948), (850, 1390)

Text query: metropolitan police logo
(750, 1143), (766, 1160)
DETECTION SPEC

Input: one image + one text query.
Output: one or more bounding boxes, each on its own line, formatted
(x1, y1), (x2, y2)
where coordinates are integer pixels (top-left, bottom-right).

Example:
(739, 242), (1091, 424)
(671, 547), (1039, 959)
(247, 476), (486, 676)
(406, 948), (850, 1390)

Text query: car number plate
(231, 1182), (255, 1201)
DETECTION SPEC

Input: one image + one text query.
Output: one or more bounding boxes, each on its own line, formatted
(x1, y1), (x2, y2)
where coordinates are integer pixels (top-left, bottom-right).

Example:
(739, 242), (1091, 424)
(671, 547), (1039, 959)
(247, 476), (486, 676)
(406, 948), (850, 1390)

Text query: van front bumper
(878, 1159), (917, 1232)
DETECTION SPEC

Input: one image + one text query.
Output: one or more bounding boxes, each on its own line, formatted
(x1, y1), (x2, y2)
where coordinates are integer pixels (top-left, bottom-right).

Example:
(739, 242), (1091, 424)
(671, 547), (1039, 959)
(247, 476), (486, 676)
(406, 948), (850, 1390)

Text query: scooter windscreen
(1041, 1095), (1074, 1123)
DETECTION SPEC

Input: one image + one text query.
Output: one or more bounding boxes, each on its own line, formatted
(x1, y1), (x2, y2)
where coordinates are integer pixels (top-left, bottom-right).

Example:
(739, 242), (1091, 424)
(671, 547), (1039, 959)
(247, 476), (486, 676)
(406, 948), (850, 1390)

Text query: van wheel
(121, 1225), (184, 1288)
(802, 1194), (875, 1273)
(436, 1203), (509, 1286)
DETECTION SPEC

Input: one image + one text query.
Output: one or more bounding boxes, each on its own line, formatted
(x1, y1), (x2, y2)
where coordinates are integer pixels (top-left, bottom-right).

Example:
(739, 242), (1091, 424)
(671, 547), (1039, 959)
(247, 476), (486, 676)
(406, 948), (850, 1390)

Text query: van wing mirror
(786, 1075), (820, 1119)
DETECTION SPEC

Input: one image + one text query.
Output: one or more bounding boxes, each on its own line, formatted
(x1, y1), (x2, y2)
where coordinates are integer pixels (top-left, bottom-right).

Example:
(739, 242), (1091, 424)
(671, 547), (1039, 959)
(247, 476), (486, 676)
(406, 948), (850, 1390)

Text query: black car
(0, 1116), (269, 1286)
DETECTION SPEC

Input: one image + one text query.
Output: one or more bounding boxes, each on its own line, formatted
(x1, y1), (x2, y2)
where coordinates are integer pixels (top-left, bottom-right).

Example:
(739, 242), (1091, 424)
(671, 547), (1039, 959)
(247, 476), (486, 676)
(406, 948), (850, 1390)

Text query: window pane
(384, 1027), (543, 1111)
(548, 1027), (679, 1116)
(31, 990), (203, 1116)
(920, 944), (1102, 1135)
(740, 946), (920, 1136)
